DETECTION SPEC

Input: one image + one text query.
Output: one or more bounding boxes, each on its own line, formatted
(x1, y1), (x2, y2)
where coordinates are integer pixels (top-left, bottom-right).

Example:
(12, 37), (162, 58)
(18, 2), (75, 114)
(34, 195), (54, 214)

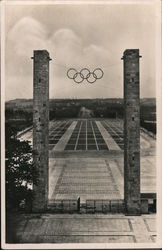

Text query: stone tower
(32, 50), (51, 212)
(122, 49), (141, 215)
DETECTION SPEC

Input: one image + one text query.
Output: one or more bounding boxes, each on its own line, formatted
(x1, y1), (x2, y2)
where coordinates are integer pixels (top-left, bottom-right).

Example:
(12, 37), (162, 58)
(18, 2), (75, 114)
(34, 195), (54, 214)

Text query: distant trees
(50, 106), (81, 119)
(5, 99), (156, 133)
(5, 123), (37, 211)
(140, 104), (156, 134)
(5, 108), (33, 132)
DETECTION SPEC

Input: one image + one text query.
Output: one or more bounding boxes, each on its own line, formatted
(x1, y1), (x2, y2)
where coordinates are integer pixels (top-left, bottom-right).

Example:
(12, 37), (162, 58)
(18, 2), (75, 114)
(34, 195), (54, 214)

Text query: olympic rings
(67, 68), (104, 84)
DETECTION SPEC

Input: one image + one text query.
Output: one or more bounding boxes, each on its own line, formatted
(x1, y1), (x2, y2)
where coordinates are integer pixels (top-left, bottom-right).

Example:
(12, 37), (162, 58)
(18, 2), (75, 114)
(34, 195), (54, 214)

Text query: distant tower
(32, 50), (51, 212)
(122, 49), (141, 215)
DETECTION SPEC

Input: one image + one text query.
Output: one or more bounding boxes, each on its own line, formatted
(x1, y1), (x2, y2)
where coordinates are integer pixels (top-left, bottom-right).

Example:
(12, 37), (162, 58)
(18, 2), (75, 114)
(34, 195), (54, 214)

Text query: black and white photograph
(1, 0), (162, 248)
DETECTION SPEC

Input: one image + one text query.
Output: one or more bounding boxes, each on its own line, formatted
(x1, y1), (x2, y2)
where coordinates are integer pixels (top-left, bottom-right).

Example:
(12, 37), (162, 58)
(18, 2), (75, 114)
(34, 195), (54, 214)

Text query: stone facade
(32, 50), (51, 212)
(122, 49), (141, 215)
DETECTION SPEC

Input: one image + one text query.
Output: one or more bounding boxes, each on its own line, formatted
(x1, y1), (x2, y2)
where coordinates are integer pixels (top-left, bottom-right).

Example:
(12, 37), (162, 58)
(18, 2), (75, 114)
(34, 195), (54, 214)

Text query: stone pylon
(32, 50), (51, 212)
(122, 49), (141, 215)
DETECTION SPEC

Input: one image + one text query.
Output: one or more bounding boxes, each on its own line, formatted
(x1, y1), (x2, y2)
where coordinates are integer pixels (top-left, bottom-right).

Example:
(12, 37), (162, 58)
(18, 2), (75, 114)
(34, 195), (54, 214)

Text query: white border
(1, 0), (162, 249)
(1, 0), (6, 249)
(1, 0), (157, 5)
(156, 0), (162, 246)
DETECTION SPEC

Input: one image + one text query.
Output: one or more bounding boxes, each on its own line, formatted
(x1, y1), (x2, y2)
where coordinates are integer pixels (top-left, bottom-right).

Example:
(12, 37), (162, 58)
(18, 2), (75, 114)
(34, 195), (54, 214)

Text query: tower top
(31, 50), (52, 60)
(121, 49), (141, 60)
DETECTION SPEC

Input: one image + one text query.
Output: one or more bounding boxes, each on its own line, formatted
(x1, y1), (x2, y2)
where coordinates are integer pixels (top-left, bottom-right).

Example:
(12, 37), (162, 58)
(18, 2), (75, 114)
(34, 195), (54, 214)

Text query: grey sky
(5, 1), (157, 100)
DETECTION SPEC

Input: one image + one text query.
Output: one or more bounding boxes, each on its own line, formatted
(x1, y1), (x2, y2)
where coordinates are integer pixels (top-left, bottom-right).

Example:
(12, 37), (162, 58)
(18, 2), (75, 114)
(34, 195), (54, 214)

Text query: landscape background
(5, 98), (156, 135)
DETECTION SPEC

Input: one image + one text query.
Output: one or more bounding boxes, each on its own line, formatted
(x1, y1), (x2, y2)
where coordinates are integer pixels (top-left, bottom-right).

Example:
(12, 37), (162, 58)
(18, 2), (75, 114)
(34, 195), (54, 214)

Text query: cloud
(51, 28), (81, 47)
(6, 17), (115, 100)
(5, 15), (155, 100)
(7, 17), (48, 57)
(7, 17), (112, 68)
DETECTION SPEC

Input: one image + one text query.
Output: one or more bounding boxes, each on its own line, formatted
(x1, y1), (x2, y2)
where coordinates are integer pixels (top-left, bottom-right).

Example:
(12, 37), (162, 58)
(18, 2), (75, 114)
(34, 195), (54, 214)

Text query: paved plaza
(48, 155), (156, 202)
(7, 213), (156, 243)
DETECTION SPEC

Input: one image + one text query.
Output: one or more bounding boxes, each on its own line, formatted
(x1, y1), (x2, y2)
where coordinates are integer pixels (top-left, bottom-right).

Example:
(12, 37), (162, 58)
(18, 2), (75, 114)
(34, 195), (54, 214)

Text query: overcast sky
(5, 1), (157, 100)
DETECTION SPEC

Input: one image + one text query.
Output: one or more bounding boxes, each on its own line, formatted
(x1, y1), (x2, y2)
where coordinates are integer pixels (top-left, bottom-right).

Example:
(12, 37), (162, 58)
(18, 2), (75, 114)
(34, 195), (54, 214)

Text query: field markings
(74, 121), (82, 150)
(96, 121), (121, 150)
(104, 120), (123, 141)
(91, 120), (99, 150)
(52, 121), (77, 151)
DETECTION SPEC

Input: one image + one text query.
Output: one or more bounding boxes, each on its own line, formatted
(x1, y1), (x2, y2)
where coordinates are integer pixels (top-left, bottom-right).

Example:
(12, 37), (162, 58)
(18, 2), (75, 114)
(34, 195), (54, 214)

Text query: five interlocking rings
(67, 68), (104, 84)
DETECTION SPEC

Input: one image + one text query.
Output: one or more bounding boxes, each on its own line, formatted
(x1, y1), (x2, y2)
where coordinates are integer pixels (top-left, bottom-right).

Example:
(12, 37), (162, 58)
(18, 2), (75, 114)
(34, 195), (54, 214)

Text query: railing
(47, 197), (156, 214)
(48, 198), (80, 213)
(86, 199), (125, 213)
(48, 199), (124, 213)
